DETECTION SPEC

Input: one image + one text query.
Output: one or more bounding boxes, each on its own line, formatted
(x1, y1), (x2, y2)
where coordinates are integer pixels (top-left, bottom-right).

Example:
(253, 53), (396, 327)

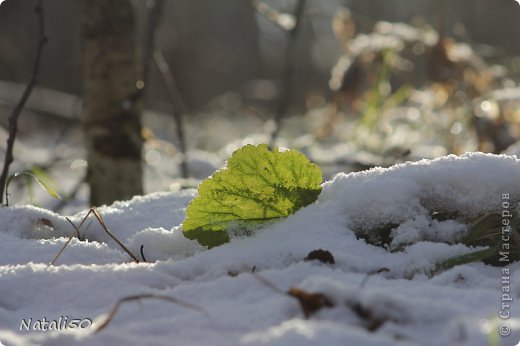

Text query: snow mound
(0, 153), (519, 346)
(323, 152), (520, 226)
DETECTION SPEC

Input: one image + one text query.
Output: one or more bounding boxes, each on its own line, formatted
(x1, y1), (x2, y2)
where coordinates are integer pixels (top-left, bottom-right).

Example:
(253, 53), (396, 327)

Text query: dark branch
(269, 0), (307, 146)
(141, 0), (189, 179)
(139, 244), (147, 262)
(142, 0), (165, 86)
(0, 0), (46, 205)
(153, 50), (189, 179)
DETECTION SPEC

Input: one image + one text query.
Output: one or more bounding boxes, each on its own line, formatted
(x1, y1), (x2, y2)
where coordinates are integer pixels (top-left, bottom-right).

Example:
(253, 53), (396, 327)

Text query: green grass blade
(28, 167), (62, 201)
(432, 246), (498, 275)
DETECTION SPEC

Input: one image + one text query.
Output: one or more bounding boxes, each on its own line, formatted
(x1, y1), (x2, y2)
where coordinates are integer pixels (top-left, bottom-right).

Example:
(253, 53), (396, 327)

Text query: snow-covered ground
(0, 152), (519, 346)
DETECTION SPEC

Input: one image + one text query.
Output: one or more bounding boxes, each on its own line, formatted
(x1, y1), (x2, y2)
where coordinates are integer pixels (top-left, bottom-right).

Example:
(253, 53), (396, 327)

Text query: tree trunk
(79, 0), (144, 206)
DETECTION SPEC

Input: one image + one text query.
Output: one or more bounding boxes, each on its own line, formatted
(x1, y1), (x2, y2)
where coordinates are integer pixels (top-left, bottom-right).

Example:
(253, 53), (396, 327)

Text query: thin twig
(153, 50), (189, 178)
(250, 270), (285, 295)
(94, 293), (207, 333)
(91, 208), (140, 263)
(141, 0), (188, 179)
(49, 217), (81, 266)
(270, 0), (307, 146)
(0, 0), (46, 205)
(65, 217), (82, 240)
(49, 208), (140, 265)
(139, 244), (147, 262)
(49, 209), (96, 266)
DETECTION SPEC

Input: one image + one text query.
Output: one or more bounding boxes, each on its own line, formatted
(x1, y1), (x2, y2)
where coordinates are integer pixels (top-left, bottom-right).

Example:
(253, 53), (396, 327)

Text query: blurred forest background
(1, 0), (520, 211)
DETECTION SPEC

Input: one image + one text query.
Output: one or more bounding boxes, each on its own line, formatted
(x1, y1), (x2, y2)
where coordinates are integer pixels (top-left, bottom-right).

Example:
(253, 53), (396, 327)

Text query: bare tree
(78, 0), (144, 206)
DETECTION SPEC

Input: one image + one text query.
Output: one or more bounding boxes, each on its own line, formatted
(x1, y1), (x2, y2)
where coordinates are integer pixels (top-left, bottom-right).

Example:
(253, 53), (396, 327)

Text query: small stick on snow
(139, 244), (147, 262)
(90, 208), (140, 263)
(48, 217), (82, 266)
(94, 293), (207, 333)
(49, 208), (140, 265)
(250, 270), (285, 295)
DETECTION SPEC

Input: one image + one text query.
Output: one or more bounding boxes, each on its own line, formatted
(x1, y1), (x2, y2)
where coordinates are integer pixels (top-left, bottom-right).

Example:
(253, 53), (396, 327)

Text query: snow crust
(0, 153), (519, 345)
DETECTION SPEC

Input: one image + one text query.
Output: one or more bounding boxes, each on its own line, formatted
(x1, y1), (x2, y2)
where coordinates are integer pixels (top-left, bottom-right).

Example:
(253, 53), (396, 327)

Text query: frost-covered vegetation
(1, 1), (520, 345)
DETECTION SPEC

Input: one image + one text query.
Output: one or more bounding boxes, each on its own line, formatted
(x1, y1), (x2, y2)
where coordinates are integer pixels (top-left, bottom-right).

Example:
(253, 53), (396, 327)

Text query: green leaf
(29, 167), (62, 201)
(182, 144), (323, 248)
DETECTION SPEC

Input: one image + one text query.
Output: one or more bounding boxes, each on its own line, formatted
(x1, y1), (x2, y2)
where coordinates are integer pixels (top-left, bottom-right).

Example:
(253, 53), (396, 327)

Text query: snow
(0, 152), (519, 346)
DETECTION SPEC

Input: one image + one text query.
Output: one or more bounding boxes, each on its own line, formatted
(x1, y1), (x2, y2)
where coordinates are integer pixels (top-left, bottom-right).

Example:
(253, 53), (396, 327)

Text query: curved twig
(94, 293), (207, 333)
(139, 244), (147, 262)
(0, 0), (47, 205)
